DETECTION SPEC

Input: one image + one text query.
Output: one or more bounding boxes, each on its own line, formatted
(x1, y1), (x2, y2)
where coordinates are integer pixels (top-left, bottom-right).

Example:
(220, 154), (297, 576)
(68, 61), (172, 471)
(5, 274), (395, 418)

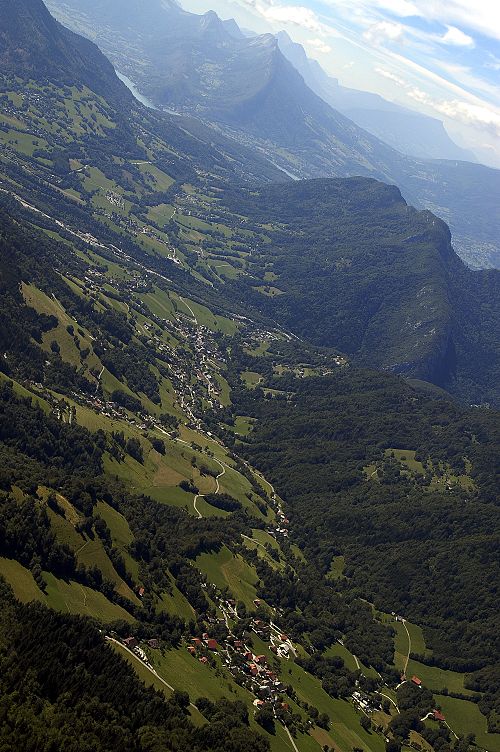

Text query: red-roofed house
(433, 710), (446, 722)
(207, 639), (218, 651)
(411, 676), (422, 686)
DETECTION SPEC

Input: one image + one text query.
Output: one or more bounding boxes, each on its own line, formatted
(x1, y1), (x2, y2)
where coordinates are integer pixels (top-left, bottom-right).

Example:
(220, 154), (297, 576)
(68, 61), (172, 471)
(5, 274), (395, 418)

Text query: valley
(0, 2), (498, 752)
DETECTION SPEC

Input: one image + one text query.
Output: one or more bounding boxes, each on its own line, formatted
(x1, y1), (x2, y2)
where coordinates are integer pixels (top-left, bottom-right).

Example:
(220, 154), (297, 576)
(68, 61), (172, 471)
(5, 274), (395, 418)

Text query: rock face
(222, 177), (500, 403)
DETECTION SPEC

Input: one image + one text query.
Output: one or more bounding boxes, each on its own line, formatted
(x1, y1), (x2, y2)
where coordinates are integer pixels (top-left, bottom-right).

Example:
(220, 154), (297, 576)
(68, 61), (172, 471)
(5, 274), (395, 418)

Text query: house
(192, 637), (202, 646)
(234, 640), (243, 649)
(202, 632), (209, 641)
(253, 599), (261, 607)
(207, 639), (218, 651)
(123, 636), (138, 649)
(248, 664), (258, 677)
(244, 651), (253, 661)
(187, 646), (196, 655)
(280, 634), (288, 641)
(433, 710), (446, 722)
(411, 676), (422, 686)
(148, 639), (160, 649)
(199, 656), (208, 664)
(255, 655), (267, 665)
(138, 587), (145, 598)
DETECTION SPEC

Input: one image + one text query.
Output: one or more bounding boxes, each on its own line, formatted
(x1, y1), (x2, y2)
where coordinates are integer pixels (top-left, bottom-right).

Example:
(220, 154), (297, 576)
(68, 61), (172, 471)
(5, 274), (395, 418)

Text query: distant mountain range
(275, 31), (476, 163)
(46, 0), (500, 270)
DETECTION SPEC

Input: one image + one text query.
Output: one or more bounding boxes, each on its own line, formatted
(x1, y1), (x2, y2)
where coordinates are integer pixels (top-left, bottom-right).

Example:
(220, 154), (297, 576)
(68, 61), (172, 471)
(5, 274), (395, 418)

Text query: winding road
(193, 458), (226, 519)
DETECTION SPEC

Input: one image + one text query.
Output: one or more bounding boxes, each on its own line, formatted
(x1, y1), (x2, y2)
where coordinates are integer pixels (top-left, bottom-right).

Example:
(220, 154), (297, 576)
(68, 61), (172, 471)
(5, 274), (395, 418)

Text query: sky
(181, 0), (500, 167)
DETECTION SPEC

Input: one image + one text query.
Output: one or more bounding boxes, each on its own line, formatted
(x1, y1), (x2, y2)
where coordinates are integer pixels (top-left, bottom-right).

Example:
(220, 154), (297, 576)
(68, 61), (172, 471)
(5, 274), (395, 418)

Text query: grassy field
(435, 695), (500, 752)
(324, 643), (359, 673)
(76, 537), (140, 605)
(172, 293), (239, 335)
(393, 619), (428, 666)
(156, 578), (195, 621)
(405, 658), (474, 695)
(328, 556), (346, 580)
(280, 659), (385, 752)
(233, 415), (255, 436)
(43, 572), (135, 623)
(241, 371), (262, 389)
(95, 500), (140, 582)
(0, 557), (44, 602)
(147, 203), (175, 227)
(196, 546), (259, 609)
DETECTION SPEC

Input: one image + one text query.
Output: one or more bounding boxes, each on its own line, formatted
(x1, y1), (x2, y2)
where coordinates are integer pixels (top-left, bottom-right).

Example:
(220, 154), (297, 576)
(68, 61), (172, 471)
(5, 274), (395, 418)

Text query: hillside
(47, 0), (500, 269)
(221, 178), (500, 405)
(0, 3), (499, 751)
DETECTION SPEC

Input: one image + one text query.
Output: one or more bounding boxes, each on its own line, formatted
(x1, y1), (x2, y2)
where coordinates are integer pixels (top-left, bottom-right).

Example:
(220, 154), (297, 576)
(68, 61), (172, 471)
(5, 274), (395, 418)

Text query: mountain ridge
(46, 0), (500, 269)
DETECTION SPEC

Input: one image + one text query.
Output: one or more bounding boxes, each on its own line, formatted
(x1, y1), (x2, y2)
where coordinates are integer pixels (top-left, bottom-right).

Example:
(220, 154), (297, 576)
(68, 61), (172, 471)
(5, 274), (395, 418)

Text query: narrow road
(194, 459), (225, 519)
(377, 691), (399, 713)
(283, 724), (300, 752)
(95, 365), (105, 393)
(179, 296), (198, 323)
(402, 619), (411, 675)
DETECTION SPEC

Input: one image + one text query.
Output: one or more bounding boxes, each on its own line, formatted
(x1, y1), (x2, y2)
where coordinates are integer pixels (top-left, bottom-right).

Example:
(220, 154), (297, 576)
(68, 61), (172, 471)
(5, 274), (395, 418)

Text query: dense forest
(224, 178), (500, 406)
(236, 369), (500, 674)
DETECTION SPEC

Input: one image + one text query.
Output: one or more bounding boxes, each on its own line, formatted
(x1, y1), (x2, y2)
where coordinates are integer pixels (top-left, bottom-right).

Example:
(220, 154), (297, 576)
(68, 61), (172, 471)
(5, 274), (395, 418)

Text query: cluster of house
(268, 508), (290, 540)
(121, 635), (159, 670)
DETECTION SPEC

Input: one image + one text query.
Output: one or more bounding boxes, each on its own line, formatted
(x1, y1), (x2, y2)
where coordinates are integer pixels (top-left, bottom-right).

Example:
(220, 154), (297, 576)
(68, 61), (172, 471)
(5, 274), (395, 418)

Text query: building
(411, 676), (422, 686)
(148, 639), (160, 649)
(207, 639), (218, 651)
(433, 710), (446, 722)
(123, 636), (138, 649)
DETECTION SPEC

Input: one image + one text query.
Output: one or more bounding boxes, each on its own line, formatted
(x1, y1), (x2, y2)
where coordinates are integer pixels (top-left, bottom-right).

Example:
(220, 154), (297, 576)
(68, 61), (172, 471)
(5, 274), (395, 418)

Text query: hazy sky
(182, 0), (500, 166)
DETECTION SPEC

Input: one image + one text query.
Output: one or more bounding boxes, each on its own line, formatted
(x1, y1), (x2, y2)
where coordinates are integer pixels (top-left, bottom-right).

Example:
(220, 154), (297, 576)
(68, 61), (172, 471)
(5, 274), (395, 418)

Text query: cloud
(405, 87), (500, 137)
(319, 0), (500, 41)
(375, 66), (406, 85)
(440, 25), (475, 48)
(240, 0), (327, 33)
(435, 101), (500, 138)
(307, 37), (332, 53)
(485, 54), (500, 71)
(363, 20), (404, 45)
(406, 85), (429, 104)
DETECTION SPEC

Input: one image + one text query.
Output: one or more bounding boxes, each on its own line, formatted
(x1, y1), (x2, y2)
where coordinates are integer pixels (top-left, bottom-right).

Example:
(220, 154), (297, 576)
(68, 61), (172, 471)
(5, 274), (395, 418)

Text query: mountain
(46, 0), (500, 270)
(0, 0), (127, 101)
(223, 177), (500, 405)
(1, 2), (500, 750)
(276, 31), (476, 163)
